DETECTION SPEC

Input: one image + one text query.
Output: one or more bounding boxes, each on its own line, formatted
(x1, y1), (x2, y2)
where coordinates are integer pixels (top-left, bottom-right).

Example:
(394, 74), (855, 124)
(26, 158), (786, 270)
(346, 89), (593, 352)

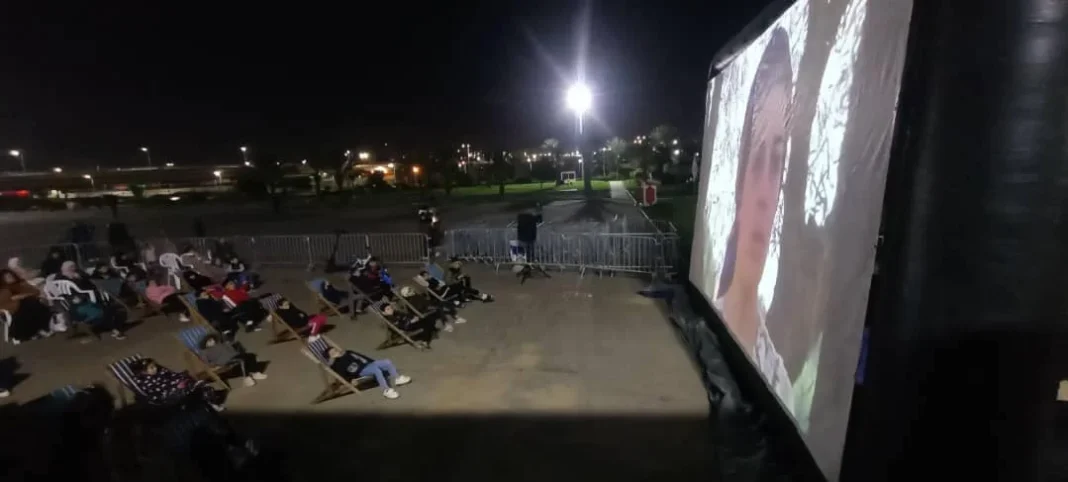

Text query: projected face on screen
(689, 0), (912, 478)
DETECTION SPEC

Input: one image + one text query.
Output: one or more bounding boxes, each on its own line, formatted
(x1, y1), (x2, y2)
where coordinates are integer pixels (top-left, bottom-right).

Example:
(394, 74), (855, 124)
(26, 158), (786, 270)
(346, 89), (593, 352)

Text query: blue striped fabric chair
(262, 294), (311, 345)
(179, 292), (212, 328)
(364, 299), (427, 351)
(300, 335), (373, 404)
(177, 325), (237, 390)
(106, 354), (152, 405)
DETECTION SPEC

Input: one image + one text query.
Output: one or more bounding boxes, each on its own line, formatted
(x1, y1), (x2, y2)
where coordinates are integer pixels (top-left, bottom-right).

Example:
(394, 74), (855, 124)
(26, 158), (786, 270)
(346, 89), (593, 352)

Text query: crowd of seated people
(58, 261), (129, 341)
(0, 268), (53, 344)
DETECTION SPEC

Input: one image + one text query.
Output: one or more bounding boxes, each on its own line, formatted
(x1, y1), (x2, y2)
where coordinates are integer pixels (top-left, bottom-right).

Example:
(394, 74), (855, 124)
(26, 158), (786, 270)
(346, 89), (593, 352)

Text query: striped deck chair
(307, 278), (345, 318)
(393, 287), (440, 320)
(105, 354), (151, 406)
(300, 336), (374, 404)
(177, 325), (239, 390)
(413, 263), (461, 304)
(363, 299), (428, 351)
(261, 294), (310, 345)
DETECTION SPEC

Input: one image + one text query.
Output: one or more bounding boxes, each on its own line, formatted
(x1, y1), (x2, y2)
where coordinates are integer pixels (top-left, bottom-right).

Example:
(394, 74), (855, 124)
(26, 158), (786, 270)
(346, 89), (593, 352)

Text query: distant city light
(213, 170), (222, 177)
(141, 146), (149, 152)
(412, 166), (421, 174)
(52, 167), (62, 173)
(358, 152), (370, 160)
(169, 196), (181, 201)
(301, 159), (307, 165)
(387, 162), (395, 169)
(8, 150), (19, 157)
(243, 161), (251, 167)
(82, 174), (92, 179)
(673, 149), (681, 155)
(165, 162), (174, 167)
(672, 139), (679, 146)
(344, 150), (352, 156)
(240, 146), (248, 152)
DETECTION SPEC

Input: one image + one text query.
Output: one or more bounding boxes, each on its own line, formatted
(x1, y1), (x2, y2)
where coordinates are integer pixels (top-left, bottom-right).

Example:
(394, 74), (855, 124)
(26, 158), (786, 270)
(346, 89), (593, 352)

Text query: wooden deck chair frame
(413, 264), (462, 304)
(307, 279), (345, 318)
(177, 292), (214, 329)
(300, 335), (375, 404)
(260, 294), (311, 345)
(176, 325), (239, 391)
(105, 354), (150, 407)
(354, 291), (428, 351)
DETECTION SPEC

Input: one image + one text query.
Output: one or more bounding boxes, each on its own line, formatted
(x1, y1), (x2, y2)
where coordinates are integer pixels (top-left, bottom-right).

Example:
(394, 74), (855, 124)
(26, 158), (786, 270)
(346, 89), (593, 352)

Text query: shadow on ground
(0, 404), (717, 482)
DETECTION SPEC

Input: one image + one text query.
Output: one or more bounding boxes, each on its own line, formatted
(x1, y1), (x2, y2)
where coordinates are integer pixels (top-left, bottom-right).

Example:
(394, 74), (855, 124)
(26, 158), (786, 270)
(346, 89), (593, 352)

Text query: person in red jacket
(218, 280), (269, 333)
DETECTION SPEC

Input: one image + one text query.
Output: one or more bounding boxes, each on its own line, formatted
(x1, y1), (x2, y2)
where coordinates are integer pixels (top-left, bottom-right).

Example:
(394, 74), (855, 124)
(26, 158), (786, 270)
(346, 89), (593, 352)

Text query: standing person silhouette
(713, 27), (798, 415)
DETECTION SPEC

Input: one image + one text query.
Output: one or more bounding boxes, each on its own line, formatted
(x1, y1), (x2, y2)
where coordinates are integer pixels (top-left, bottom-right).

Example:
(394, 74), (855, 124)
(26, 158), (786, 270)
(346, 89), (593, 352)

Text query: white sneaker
(307, 334), (321, 342)
(251, 372), (268, 380)
(38, 330), (53, 338)
(179, 314), (191, 322)
(243, 377), (256, 387)
(0, 389), (9, 398)
(111, 330), (126, 340)
(395, 375), (412, 386)
(443, 323), (454, 333)
(383, 388), (399, 399)
(11, 339), (19, 346)
(454, 317), (467, 324)
(210, 403), (226, 412)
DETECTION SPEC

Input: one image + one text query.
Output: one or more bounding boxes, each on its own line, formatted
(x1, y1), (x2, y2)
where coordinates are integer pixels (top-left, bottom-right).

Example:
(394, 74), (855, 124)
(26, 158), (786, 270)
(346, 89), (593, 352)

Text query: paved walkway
(609, 180), (631, 200)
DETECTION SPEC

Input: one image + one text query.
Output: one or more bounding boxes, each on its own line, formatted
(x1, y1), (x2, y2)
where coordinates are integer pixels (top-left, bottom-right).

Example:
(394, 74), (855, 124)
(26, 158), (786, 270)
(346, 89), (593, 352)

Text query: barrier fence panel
(3, 229), (680, 277)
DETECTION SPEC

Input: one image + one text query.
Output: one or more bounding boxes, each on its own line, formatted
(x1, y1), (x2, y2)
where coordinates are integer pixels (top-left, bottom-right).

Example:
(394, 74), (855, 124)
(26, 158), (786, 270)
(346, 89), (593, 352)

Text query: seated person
(364, 259), (393, 287)
(111, 250), (147, 281)
(144, 277), (191, 322)
(320, 279), (353, 312)
(445, 259), (494, 302)
(274, 298), (326, 337)
(216, 280), (268, 332)
(380, 303), (435, 342)
(414, 270), (462, 306)
(398, 285), (464, 332)
(182, 268), (216, 292)
(324, 346), (411, 399)
(68, 294), (127, 341)
(195, 291), (240, 337)
(59, 261), (99, 293)
(224, 256), (261, 290)
(130, 358), (224, 411)
(0, 268), (52, 344)
(7, 257), (44, 287)
(90, 263), (137, 306)
(349, 268), (392, 312)
(39, 247), (68, 278)
(198, 332), (268, 387)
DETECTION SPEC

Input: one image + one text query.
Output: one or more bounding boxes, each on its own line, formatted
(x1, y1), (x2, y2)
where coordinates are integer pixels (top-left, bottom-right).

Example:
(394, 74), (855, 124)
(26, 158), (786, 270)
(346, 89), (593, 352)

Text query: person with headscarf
(7, 257), (43, 287)
(0, 268), (52, 344)
(58, 261), (98, 293)
(39, 247), (67, 278)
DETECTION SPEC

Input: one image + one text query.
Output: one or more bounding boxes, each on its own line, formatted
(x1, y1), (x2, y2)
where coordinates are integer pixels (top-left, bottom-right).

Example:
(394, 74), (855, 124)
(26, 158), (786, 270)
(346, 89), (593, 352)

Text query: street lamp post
(240, 146), (249, 166)
(140, 147), (152, 167)
(213, 170), (223, 185)
(8, 150), (25, 172)
(83, 174), (95, 190)
(566, 83), (593, 194)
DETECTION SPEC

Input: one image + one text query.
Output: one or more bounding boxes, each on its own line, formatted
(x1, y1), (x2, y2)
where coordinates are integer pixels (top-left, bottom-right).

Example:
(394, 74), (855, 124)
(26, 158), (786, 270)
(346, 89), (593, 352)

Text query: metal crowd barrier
(6, 229), (677, 277)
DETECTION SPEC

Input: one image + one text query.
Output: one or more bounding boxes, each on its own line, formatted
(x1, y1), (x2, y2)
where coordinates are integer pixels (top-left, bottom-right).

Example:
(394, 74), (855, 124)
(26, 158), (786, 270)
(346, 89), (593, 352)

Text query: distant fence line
(7, 229), (679, 277)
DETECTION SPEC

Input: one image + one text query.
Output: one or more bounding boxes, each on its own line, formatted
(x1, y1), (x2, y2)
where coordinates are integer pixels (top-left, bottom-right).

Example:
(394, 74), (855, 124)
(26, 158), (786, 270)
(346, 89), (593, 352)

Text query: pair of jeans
(357, 359), (398, 388)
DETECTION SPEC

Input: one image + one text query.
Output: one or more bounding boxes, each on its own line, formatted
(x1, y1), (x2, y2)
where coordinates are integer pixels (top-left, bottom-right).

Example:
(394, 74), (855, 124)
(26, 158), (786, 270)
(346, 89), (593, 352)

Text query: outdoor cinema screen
(688, 0), (912, 478)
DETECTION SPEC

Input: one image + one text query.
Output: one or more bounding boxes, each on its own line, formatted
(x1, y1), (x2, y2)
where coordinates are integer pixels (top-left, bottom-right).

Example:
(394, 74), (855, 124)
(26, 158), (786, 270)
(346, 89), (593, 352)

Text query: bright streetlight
(301, 159), (308, 165)
(240, 146), (249, 166)
(213, 170), (222, 185)
(82, 174), (95, 190)
(53, 167), (62, 173)
(165, 162), (174, 167)
(673, 149), (681, 156)
(358, 152), (370, 161)
(8, 150), (25, 172)
(411, 166), (420, 174)
(566, 82), (593, 194)
(140, 146), (152, 167)
(213, 170), (222, 177)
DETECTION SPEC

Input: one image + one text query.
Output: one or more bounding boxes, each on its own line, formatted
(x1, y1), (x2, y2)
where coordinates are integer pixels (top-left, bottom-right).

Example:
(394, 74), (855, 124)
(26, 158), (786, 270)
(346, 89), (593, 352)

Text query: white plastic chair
(158, 253), (184, 290)
(44, 279), (98, 304)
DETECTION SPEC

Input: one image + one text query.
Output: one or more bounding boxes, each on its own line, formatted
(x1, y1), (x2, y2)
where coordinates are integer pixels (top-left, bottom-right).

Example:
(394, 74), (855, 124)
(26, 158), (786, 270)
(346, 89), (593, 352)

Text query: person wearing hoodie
(39, 247), (67, 278)
(0, 268), (52, 344)
(197, 333), (268, 387)
(325, 346), (411, 399)
(274, 298), (326, 337)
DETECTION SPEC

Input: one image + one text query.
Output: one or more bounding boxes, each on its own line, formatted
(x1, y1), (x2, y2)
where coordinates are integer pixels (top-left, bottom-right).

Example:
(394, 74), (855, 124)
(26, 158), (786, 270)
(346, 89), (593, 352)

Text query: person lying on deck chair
(144, 277), (191, 322)
(445, 259), (494, 302)
(130, 358), (225, 411)
(196, 291), (240, 338)
(275, 298), (326, 339)
(320, 279), (355, 314)
(324, 346), (411, 399)
(212, 280), (268, 333)
(381, 303), (435, 344)
(398, 285), (465, 332)
(224, 256), (261, 290)
(198, 333), (268, 387)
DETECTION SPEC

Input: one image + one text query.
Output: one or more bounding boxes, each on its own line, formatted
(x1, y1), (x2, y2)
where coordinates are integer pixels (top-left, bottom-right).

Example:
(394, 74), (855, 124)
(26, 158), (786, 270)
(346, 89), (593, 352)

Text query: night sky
(0, 1), (766, 168)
